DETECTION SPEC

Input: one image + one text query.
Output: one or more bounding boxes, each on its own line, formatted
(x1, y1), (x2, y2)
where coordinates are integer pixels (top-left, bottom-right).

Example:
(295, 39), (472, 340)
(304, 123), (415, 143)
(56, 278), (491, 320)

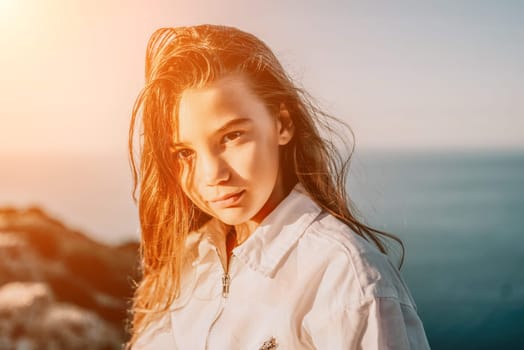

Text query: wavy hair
(126, 24), (404, 347)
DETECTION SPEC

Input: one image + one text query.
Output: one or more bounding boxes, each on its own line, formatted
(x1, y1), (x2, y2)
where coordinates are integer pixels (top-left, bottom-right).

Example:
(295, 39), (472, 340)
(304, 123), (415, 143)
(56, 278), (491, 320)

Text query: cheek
(225, 143), (256, 176)
(180, 164), (219, 217)
(179, 165), (191, 192)
(179, 165), (201, 205)
(258, 134), (281, 167)
(232, 139), (280, 179)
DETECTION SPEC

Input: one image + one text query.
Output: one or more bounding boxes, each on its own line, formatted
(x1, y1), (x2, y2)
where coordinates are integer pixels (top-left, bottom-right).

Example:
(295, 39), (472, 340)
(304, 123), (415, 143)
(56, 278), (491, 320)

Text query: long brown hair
(127, 24), (403, 347)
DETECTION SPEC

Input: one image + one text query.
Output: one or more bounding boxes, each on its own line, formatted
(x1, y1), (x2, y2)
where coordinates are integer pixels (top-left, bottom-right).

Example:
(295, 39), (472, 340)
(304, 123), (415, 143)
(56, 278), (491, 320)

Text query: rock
(0, 282), (122, 350)
(0, 206), (141, 348)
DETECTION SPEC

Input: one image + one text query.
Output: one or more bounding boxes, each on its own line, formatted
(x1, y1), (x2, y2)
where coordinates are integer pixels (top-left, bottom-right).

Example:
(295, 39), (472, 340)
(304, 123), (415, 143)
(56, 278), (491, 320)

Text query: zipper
(222, 273), (231, 298)
(221, 228), (236, 299)
(205, 252), (235, 350)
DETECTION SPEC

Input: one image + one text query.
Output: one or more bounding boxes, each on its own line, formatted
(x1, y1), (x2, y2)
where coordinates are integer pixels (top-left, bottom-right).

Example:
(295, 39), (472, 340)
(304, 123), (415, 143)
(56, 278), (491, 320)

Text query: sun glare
(0, 0), (16, 12)
(0, 0), (20, 24)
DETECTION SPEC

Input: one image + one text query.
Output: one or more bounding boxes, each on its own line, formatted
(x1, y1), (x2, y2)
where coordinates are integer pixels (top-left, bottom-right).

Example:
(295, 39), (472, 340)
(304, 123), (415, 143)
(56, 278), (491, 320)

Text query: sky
(1, 0), (523, 155)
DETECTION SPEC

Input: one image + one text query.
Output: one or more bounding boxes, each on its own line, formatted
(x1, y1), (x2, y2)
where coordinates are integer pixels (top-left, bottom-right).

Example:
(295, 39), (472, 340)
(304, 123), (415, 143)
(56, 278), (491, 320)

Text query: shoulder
(132, 312), (175, 349)
(297, 211), (416, 308)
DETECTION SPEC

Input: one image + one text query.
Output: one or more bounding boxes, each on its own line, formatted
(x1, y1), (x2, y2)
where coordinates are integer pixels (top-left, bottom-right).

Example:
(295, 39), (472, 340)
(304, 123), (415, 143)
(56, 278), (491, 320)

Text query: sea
(1, 149), (523, 349)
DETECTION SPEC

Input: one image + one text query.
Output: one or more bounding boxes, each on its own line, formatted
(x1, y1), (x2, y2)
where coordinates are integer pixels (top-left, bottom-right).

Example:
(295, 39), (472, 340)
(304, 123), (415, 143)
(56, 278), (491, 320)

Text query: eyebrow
(172, 117), (252, 147)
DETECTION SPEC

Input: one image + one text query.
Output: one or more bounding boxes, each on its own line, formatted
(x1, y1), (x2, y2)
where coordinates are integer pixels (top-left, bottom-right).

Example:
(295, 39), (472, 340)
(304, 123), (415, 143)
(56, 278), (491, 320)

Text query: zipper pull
(222, 273), (230, 298)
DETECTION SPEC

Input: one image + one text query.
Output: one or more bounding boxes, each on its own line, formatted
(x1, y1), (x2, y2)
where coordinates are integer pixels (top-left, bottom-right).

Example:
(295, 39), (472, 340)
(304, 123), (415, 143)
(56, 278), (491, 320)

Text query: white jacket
(134, 184), (430, 349)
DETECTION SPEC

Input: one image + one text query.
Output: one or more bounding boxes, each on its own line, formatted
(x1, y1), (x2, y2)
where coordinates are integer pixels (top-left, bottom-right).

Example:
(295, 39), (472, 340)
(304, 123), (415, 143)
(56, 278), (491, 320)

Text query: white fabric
(134, 184), (430, 349)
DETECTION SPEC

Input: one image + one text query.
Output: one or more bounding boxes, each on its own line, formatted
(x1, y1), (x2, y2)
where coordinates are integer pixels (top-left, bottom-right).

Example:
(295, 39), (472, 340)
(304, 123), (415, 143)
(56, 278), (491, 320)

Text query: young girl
(127, 25), (430, 349)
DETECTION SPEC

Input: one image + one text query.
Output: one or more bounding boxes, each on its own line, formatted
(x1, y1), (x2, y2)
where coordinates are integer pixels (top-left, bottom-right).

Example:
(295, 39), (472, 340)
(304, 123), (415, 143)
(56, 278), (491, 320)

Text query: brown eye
(222, 131), (243, 143)
(175, 148), (195, 160)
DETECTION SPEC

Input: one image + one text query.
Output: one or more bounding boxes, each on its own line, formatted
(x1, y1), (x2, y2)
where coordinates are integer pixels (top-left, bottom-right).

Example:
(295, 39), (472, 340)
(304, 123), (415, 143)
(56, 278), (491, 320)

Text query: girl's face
(173, 74), (294, 228)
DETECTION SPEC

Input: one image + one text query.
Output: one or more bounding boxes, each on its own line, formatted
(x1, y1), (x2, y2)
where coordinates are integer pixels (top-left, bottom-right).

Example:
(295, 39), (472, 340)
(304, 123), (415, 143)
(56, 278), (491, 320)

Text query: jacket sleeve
(303, 296), (430, 349)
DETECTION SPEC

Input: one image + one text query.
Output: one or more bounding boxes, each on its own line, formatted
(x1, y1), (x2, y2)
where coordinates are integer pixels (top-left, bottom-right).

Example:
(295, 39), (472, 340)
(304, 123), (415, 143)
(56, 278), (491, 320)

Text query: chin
(213, 209), (253, 226)
(216, 215), (248, 226)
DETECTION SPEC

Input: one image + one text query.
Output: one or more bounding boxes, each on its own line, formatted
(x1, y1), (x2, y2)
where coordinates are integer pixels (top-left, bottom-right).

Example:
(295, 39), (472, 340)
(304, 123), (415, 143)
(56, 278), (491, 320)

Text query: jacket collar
(192, 184), (323, 277)
(229, 183), (322, 278)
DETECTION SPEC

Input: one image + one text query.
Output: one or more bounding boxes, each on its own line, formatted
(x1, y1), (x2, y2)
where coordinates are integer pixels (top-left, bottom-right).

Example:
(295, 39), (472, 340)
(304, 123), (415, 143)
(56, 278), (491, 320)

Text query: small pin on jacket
(259, 337), (278, 350)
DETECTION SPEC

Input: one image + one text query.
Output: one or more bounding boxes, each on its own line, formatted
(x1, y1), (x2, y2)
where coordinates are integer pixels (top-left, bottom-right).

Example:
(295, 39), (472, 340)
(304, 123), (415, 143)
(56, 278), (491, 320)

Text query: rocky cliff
(0, 206), (140, 349)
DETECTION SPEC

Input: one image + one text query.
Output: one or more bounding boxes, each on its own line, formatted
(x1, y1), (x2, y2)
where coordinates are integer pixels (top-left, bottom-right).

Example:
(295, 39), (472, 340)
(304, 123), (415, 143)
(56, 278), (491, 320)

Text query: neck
(231, 176), (295, 247)
(233, 221), (258, 246)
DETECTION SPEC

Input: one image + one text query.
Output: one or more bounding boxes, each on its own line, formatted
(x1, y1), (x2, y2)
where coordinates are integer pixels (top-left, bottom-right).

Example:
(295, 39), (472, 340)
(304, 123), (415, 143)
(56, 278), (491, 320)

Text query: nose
(197, 150), (230, 186)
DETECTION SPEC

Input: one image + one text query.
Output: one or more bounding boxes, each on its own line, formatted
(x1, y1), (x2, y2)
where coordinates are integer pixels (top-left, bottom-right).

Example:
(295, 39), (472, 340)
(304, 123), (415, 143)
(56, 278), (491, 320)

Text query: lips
(209, 190), (244, 202)
(208, 190), (245, 208)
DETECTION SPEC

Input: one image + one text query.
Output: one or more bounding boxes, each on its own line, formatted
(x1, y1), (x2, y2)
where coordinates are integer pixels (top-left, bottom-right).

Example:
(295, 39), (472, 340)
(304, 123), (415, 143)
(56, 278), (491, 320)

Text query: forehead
(175, 74), (269, 142)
